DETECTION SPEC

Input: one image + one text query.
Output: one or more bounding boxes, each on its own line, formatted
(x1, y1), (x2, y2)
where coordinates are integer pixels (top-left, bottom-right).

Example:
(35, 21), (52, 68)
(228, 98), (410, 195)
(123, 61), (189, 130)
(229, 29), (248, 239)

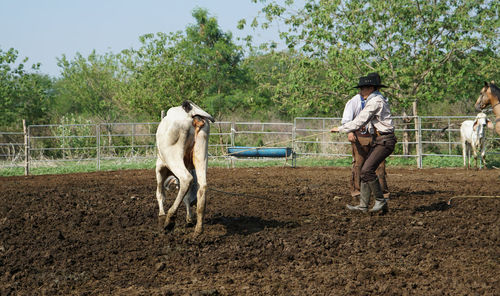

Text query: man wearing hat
(331, 72), (397, 213)
(341, 73), (390, 203)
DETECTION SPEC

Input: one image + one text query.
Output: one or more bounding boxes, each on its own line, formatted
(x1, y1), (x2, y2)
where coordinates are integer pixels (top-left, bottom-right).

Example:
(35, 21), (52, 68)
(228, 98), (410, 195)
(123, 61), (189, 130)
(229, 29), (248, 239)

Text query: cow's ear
(182, 101), (192, 113)
(473, 119), (478, 131)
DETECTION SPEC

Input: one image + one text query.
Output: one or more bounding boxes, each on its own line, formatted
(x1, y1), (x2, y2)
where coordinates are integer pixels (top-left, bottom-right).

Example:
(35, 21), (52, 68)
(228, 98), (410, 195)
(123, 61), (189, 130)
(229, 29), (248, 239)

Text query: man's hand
(330, 127), (339, 133)
(347, 132), (357, 143)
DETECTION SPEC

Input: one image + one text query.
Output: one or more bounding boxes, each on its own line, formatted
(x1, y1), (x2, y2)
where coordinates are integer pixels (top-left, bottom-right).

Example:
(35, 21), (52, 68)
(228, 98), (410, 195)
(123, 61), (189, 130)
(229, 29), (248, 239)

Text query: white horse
(155, 101), (214, 236)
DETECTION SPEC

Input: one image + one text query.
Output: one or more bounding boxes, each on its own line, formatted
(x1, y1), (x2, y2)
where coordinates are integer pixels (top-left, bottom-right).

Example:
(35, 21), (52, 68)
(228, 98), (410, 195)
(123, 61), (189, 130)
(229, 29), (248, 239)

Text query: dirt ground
(0, 167), (499, 295)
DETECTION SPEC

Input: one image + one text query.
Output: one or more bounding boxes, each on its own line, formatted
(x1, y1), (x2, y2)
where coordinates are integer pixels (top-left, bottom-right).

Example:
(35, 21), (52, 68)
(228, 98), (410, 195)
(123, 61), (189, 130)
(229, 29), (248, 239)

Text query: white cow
(460, 113), (491, 169)
(155, 101), (214, 236)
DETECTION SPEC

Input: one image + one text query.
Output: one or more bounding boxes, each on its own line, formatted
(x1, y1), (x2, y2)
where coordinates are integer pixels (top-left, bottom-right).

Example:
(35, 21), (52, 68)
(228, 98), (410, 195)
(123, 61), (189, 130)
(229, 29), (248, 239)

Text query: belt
(373, 126), (394, 137)
(375, 131), (394, 137)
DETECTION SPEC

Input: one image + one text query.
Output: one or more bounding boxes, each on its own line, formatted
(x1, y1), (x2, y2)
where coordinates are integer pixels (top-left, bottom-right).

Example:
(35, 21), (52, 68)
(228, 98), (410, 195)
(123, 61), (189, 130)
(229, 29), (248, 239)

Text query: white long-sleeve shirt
(338, 92), (394, 134)
(341, 94), (365, 125)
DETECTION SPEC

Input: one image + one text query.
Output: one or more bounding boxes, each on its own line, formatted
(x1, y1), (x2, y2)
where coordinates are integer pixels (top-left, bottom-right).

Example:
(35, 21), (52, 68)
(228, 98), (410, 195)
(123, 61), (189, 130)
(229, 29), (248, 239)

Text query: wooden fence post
(402, 111), (410, 156)
(413, 102), (423, 169)
(416, 116), (423, 168)
(131, 123), (135, 158)
(96, 124), (101, 171)
(292, 118), (296, 156)
(23, 119), (29, 175)
(230, 122), (235, 168)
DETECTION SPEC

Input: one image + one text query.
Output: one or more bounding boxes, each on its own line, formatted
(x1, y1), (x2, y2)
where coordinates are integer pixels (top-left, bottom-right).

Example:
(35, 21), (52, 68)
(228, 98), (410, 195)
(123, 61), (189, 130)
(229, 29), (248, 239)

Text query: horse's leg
(467, 142), (471, 169)
(462, 140), (467, 169)
(466, 144), (471, 169)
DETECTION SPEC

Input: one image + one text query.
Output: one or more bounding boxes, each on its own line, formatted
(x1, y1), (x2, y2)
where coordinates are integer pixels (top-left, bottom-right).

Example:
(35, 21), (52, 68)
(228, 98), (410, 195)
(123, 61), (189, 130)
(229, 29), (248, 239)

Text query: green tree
(118, 8), (248, 119)
(251, 0), (500, 115)
(118, 31), (203, 119)
(0, 47), (54, 127)
(55, 51), (123, 123)
(245, 51), (346, 118)
(182, 8), (246, 97)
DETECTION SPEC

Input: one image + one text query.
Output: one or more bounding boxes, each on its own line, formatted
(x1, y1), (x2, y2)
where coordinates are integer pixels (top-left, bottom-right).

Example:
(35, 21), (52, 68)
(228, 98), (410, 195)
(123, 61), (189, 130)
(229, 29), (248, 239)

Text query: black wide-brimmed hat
(354, 72), (387, 88)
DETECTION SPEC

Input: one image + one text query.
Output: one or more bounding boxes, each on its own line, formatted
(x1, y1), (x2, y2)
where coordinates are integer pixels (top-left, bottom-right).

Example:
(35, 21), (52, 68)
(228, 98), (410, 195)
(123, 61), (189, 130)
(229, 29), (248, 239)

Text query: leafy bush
(52, 114), (96, 159)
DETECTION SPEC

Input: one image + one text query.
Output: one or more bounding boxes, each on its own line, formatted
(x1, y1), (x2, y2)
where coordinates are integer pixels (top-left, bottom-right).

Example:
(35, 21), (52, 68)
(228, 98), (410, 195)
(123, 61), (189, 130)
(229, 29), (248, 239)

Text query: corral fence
(1, 116), (499, 175)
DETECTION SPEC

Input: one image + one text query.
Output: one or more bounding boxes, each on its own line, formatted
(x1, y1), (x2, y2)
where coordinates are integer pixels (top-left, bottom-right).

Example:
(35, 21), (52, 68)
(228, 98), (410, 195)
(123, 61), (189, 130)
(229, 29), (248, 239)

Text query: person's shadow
(413, 201), (451, 212)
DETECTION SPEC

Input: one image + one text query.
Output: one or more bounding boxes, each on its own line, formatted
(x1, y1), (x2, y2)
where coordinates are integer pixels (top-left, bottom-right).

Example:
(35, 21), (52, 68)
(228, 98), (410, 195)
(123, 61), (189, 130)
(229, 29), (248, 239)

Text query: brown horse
(475, 81), (500, 136)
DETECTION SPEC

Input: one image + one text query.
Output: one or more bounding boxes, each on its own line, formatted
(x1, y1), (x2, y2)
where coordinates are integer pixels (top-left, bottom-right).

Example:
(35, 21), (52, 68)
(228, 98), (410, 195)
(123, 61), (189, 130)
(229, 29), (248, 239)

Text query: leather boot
(346, 181), (370, 213)
(368, 178), (388, 213)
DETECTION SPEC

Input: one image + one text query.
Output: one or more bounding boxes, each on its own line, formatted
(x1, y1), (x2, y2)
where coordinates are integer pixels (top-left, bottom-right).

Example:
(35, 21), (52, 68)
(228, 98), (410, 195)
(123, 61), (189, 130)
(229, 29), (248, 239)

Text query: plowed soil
(1, 167), (499, 295)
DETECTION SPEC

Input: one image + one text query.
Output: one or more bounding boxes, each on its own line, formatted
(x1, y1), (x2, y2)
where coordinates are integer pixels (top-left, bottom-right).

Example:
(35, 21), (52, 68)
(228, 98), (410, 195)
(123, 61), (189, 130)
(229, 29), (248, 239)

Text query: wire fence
(1, 115), (499, 174)
(0, 131), (25, 168)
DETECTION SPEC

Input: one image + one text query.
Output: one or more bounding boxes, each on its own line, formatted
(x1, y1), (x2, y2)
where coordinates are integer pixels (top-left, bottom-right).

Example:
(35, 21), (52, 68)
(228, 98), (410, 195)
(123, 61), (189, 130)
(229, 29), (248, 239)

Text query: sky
(1, 0), (297, 77)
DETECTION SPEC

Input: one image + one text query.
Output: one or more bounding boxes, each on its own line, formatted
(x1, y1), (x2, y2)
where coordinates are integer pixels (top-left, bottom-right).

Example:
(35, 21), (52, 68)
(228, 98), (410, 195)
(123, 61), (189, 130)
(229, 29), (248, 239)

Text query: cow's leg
(192, 133), (209, 237)
(472, 145), (478, 170)
(480, 143), (486, 169)
(183, 170), (198, 226)
(193, 166), (207, 237)
(155, 159), (168, 216)
(155, 160), (170, 229)
(164, 165), (193, 231)
(194, 166), (207, 236)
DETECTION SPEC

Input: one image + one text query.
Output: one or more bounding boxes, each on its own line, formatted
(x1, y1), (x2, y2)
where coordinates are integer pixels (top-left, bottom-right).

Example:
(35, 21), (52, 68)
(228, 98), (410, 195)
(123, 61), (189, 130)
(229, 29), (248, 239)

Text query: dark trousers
(360, 134), (397, 183)
(350, 132), (389, 197)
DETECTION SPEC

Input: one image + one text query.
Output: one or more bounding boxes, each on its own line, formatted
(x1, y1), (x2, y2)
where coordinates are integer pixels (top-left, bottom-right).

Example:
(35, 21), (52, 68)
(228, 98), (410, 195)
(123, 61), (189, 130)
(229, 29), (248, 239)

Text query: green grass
(2, 154), (499, 177)
(421, 154), (500, 168)
(0, 159), (156, 177)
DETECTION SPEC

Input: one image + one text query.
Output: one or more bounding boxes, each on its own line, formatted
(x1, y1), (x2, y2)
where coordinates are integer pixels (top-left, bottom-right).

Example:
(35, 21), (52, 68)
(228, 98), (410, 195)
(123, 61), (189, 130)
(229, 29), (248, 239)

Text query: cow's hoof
(193, 225), (203, 237)
(164, 215), (175, 232)
(192, 230), (202, 238)
(186, 214), (195, 228)
(164, 213), (176, 232)
(164, 221), (175, 232)
(157, 215), (166, 231)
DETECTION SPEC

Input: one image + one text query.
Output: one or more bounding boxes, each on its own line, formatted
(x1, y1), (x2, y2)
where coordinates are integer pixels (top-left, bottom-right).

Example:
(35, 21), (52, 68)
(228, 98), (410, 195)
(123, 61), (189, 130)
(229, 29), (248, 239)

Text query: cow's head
(182, 101), (215, 123)
(473, 112), (490, 137)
